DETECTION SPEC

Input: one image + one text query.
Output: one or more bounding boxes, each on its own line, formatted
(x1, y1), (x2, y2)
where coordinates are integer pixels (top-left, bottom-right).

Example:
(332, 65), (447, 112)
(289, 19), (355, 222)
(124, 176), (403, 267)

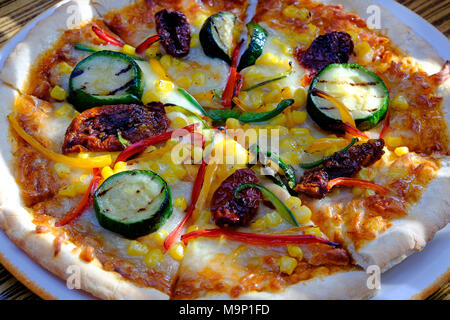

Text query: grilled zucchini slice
(69, 50), (144, 112)
(94, 170), (172, 239)
(237, 22), (268, 71)
(307, 63), (389, 131)
(199, 12), (238, 64)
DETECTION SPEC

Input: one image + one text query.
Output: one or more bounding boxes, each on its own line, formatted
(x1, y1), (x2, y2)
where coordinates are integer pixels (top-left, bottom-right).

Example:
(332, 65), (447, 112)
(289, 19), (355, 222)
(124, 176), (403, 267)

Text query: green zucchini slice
(307, 63), (389, 131)
(199, 12), (238, 64)
(69, 50), (144, 112)
(94, 170), (172, 239)
(237, 22), (268, 72)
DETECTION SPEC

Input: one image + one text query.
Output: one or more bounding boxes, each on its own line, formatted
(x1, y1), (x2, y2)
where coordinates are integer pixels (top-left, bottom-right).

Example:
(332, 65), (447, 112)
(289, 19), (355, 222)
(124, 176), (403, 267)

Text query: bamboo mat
(0, 0), (449, 300)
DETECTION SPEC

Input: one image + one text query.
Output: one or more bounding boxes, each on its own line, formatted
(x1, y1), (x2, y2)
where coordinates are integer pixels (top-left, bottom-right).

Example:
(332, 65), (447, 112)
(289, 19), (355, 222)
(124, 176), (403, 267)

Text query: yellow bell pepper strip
(164, 159), (207, 250)
(300, 138), (358, 169)
(181, 229), (340, 247)
(150, 58), (172, 81)
(326, 177), (389, 194)
(312, 89), (369, 140)
(8, 114), (112, 169)
(306, 137), (348, 153)
(56, 168), (102, 226)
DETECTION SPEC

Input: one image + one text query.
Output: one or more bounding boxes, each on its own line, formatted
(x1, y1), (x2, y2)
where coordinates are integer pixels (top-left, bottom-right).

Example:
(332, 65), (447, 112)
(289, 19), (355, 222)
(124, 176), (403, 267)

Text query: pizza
(0, 0), (448, 300)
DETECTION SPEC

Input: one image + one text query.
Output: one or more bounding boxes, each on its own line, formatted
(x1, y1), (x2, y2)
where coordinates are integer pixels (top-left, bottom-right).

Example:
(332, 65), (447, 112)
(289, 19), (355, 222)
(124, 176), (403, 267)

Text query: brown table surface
(0, 0), (449, 300)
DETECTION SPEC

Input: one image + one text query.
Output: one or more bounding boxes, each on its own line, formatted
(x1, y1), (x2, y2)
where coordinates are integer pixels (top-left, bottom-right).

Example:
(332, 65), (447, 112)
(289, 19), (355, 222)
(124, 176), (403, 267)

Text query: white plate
(0, 0), (448, 300)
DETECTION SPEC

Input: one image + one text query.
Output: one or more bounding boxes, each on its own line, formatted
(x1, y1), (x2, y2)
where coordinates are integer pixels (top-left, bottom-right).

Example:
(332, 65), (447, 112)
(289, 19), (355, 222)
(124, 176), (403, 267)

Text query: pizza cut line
(0, 0), (448, 300)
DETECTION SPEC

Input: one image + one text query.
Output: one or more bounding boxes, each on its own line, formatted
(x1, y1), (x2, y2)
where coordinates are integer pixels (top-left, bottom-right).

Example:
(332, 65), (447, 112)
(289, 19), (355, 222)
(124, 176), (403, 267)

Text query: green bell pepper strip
(177, 88), (210, 117)
(234, 183), (299, 227)
(300, 138), (359, 169)
(250, 144), (296, 189)
(207, 99), (294, 124)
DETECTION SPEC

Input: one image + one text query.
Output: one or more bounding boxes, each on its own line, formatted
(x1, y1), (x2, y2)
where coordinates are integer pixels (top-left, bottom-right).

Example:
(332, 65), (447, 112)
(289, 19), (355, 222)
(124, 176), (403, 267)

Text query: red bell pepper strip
(379, 112), (390, 139)
(339, 122), (369, 140)
(326, 177), (389, 194)
(115, 124), (197, 164)
(56, 168), (102, 227)
(136, 35), (162, 54)
(181, 229), (341, 248)
(222, 40), (243, 108)
(164, 159), (207, 250)
(92, 26), (124, 47)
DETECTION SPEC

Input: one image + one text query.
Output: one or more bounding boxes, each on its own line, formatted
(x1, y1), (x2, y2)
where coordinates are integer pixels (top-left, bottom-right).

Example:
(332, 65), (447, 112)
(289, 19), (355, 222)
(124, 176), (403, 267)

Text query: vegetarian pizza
(0, 0), (448, 300)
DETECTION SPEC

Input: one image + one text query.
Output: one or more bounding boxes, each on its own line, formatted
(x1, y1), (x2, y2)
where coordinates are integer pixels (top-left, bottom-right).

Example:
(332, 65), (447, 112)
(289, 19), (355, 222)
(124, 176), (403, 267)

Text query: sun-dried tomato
(211, 169), (262, 227)
(62, 102), (169, 153)
(155, 9), (191, 58)
(296, 31), (354, 74)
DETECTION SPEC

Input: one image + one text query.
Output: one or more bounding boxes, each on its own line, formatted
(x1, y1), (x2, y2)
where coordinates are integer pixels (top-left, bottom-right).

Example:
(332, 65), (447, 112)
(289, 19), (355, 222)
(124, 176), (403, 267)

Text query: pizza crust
(0, 84), (169, 299)
(0, 0), (98, 93)
(348, 157), (450, 272)
(199, 270), (376, 300)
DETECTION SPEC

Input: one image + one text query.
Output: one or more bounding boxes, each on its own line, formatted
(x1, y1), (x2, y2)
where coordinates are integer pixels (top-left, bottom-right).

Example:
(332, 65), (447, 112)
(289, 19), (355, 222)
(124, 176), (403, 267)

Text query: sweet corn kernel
(264, 211), (283, 227)
(250, 218), (266, 230)
(391, 95), (409, 111)
(388, 167), (409, 179)
(290, 127), (310, 137)
(292, 111), (307, 125)
(177, 76), (192, 88)
(171, 164), (187, 178)
(50, 85), (68, 101)
(286, 196), (302, 211)
(57, 62), (73, 74)
(54, 163), (71, 179)
(364, 189), (376, 197)
(153, 229), (169, 246)
(279, 256), (298, 275)
(127, 240), (149, 256)
(226, 118), (241, 129)
(190, 34), (200, 47)
(357, 167), (375, 181)
(355, 41), (373, 64)
(174, 196), (188, 212)
(307, 23), (318, 35)
(121, 44), (136, 56)
(293, 88), (307, 107)
(54, 104), (73, 117)
(280, 137), (298, 150)
(281, 87), (293, 100)
(160, 55), (172, 70)
(187, 225), (200, 234)
(142, 90), (159, 104)
(394, 146), (409, 157)
(304, 226), (322, 237)
(352, 187), (364, 196)
(256, 52), (280, 66)
(101, 166), (114, 180)
(286, 245), (303, 260)
(169, 242), (185, 261)
(282, 5), (309, 21)
(154, 79), (175, 95)
(293, 205), (312, 224)
(113, 161), (127, 174)
(269, 113), (287, 126)
(295, 33), (314, 46)
(192, 13), (208, 28)
(386, 136), (403, 148)
(58, 182), (86, 197)
(161, 170), (177, 183)
(144, 248), (165, 267)
(145, 45), (161, 58)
